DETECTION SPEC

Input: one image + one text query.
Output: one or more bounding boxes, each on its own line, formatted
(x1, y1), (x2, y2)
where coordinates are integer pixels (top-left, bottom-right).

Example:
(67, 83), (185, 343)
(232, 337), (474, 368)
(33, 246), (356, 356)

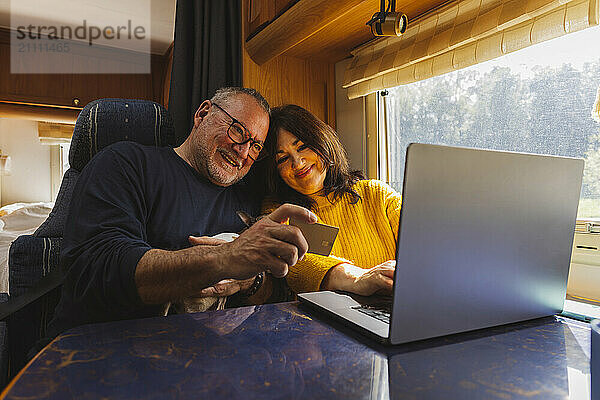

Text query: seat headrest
(69, 99), (175, 171)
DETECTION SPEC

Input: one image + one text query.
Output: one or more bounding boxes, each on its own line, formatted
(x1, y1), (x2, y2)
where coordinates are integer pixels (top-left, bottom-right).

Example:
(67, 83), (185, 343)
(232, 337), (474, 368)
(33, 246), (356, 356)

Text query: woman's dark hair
(262, 104), (364, 210)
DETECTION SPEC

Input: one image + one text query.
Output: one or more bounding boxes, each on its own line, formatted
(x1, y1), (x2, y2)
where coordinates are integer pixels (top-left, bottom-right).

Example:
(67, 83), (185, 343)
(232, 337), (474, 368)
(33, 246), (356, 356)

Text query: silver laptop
(298, 143), (584, 345)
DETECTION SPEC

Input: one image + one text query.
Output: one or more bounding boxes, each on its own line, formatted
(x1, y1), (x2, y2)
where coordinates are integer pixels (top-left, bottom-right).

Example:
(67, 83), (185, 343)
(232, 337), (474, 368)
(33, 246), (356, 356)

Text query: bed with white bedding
(0, 202), (53, 294)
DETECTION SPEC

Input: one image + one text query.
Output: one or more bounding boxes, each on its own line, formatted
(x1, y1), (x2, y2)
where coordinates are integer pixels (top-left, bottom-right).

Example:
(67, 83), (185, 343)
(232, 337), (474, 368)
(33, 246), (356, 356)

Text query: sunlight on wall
(0, 119), (52, 205)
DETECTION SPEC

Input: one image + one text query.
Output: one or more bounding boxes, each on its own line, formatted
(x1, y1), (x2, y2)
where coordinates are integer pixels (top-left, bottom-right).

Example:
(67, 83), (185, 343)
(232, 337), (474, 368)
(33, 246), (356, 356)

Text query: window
(50, 143), (70, 201)
(59, 143), (70, 177)
(381, 25), (600, 219)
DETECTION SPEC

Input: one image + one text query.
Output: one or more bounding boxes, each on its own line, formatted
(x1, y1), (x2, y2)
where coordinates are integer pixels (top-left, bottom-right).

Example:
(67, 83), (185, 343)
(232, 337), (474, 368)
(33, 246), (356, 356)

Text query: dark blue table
(1, 302), (592, 399)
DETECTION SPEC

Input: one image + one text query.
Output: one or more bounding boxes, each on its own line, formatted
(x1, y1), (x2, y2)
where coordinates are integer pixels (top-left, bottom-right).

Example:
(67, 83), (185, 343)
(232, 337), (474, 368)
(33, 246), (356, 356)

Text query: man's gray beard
(206, 156), (242, 186)
(197, 141), (242, 186)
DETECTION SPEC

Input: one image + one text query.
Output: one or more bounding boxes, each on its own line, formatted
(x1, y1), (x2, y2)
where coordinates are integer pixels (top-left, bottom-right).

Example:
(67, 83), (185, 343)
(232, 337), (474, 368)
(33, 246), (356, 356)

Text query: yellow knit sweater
(282, 179), (402, 293)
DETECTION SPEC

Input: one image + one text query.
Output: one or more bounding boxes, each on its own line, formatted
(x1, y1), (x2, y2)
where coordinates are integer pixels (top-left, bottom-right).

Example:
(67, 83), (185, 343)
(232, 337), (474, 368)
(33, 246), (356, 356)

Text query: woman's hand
(352, 261), (395, 296)
(321, 261), (396, 296)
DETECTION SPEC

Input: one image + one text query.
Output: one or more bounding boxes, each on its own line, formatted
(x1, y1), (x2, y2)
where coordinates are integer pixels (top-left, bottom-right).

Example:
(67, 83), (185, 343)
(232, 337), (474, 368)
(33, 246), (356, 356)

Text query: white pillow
(0, 202), (53, 232)
(0, 202), (53, 293)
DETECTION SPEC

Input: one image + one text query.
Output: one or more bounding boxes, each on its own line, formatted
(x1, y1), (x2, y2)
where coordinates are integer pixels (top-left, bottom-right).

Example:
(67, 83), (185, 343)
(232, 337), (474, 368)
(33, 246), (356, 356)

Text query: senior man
(46, 87), (315, 338)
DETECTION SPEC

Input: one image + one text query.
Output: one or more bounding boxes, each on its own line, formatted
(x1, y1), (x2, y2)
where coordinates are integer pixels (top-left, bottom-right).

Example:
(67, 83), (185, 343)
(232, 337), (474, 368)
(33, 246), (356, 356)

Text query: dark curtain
(168, 0), (242, 146)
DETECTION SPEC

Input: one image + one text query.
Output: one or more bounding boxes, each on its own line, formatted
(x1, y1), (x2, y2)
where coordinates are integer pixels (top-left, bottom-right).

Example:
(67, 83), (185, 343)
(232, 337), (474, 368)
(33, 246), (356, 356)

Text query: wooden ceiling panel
(283, 0), (449, 62)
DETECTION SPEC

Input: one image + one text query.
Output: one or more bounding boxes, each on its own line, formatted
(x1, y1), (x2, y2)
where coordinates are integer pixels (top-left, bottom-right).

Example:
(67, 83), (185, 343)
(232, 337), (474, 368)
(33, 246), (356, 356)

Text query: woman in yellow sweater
(263, 104), (401, 296)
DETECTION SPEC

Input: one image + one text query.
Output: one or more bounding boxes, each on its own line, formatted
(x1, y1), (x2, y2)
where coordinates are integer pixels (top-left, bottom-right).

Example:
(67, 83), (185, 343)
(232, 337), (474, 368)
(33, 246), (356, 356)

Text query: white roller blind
(38, 122), (73, 145)
(343, 0), (599, 99)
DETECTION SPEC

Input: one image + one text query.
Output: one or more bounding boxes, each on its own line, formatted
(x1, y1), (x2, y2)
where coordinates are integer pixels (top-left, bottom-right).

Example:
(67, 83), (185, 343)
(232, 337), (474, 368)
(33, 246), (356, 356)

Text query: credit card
(289, 218), (339, 256)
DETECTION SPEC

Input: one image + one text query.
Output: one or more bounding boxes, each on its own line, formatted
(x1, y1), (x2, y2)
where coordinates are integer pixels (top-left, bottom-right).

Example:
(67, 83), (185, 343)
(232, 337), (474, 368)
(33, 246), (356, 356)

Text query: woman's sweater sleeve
(261, 198), (352, 293)
(286, 253), (349, 294)
(261, 199), (350, 293)
(382, 183), (402, 239)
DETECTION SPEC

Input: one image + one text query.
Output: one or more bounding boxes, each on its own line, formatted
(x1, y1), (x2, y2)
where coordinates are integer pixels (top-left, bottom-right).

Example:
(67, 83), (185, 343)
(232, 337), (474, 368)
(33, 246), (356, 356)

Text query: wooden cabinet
(242, 0), (336, 128)
(246, 0), (296, 39)
(0, 29), (167, 109)
(247, 0), (275, 39)
(244, 0), (367, 65)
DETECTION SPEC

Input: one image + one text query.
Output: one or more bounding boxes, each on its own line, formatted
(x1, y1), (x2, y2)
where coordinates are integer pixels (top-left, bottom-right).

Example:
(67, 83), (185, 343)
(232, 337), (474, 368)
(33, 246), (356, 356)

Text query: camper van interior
(0, 0), (598, 398)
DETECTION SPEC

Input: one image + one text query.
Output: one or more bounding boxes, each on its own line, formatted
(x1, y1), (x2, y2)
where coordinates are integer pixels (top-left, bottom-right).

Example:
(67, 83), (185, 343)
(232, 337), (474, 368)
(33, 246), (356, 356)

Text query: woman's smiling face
(275, 129), (327, 196)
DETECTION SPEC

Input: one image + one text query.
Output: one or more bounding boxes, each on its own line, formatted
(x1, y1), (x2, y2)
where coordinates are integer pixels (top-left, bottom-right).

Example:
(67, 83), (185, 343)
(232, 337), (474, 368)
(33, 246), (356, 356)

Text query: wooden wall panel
(242, 0), (335, 127)
(247, 0), (276, 39)
(161, 43), (174, 107)
(243, 52), (336, 129)
(0, 102), (79, 124)
(242, 1), (336, 128)
(0, 28), (169, 110)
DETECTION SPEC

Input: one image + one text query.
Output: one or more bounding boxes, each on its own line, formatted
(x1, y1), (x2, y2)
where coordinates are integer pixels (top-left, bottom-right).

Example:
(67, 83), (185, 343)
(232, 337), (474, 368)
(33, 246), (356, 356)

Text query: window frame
(368, 79), (600, 303)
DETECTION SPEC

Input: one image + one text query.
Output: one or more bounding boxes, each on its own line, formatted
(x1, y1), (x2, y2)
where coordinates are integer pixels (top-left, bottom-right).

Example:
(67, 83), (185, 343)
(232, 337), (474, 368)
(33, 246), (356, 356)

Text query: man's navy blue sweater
(48, 142), (260, 336)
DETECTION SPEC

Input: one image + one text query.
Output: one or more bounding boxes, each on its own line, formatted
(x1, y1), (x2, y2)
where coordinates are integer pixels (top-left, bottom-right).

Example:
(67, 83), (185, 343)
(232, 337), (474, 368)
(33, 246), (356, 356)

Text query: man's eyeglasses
(212, 103), (265, 161)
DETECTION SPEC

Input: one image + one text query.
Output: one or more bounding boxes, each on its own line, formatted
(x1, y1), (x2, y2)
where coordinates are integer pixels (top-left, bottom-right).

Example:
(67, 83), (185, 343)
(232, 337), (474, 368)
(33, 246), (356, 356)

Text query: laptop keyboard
(352, 305), (391, 324)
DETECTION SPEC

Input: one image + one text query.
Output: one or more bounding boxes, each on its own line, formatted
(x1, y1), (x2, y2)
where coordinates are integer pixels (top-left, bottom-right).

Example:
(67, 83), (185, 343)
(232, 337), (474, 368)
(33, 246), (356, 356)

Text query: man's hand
(188, 236), (254, 297)
(215, 204), (316, 280)
(136, 204), (316, 305)
(194, 278), (256, 297)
